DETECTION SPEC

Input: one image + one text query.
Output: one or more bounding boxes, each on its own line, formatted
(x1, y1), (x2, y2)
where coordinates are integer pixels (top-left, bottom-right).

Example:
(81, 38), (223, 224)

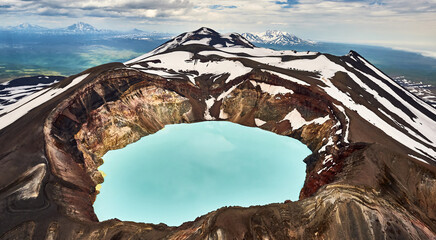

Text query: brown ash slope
(0, 27), (436, 239)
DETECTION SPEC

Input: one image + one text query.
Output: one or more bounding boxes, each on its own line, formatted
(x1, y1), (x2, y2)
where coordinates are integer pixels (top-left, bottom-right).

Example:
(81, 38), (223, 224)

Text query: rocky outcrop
(1, 28), (436, 239)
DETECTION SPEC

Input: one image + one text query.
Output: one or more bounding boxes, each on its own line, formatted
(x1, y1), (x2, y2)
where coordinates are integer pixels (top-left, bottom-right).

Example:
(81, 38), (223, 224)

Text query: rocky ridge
(0, 27), (436, 239)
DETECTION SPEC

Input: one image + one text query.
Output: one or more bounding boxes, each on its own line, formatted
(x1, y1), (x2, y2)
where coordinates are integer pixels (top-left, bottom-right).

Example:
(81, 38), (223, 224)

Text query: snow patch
(219, 46), (317, 57)
(182, 38), (211, 45)
(262, 70), (310, 86)
(204, 97), (216, 120)
(322, 155), (333, 165)
(319, 137), (334, 153)
(135, 51), (252, 84)
(250, 80), (293, 95)
(217, 82), (244, 101)
(334, 104), (350, 143)
(408, 154), (430, 164)
(282, 109), (329, 130)
(219, 109), (229, 119)
(287, 55), (340, 80)
(255, 118), (266, 126)
(317, 164), (333, 175)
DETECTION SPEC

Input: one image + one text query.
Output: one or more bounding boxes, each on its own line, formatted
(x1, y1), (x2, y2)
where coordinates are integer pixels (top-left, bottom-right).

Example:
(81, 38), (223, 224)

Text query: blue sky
(1, 0), (436, 56)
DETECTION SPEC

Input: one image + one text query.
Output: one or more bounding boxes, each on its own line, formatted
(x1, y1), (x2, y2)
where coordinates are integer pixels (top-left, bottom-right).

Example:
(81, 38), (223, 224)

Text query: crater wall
(1, 65), (435, 239)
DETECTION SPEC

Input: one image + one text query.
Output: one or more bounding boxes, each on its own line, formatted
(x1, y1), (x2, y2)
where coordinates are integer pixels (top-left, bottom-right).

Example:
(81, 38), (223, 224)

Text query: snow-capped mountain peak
(126, 27), (255, 63)
(170, 27), (254, 48)
(66, 22), (100, 33)
(9, 23), (47, 31)
(242, 30), (315, 46)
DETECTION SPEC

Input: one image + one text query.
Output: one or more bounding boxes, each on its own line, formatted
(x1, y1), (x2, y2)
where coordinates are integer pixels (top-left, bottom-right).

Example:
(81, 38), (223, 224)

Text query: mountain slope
(1, 27), (436, 239)
(0, 75), (63, 112)
(124, 28), (436, 163)
(126, 27), (255, 62)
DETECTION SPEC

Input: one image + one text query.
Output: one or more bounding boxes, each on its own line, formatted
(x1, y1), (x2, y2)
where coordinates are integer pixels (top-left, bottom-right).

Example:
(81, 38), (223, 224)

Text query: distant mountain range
(242, 30), (316, 46)
(1, 22), (176, 41)
(8, 23), (48, 31)
(3, 22), (108, 34)
(2, 23), (315, 46)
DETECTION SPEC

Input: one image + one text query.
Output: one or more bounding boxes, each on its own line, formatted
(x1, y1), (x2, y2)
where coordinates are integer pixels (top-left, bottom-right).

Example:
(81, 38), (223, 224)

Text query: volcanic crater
(1, 28), (436, 239)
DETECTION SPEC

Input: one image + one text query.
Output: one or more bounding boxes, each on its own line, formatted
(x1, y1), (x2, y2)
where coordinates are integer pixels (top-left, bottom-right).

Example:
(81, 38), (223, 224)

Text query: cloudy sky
(1, 0), (436, 55)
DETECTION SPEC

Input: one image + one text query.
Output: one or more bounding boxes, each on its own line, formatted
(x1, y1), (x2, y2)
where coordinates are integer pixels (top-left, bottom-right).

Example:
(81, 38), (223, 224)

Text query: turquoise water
(93, 121), (310, 226)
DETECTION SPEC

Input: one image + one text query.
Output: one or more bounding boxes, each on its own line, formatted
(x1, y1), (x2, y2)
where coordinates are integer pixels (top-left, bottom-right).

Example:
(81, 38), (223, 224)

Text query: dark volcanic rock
(1, 29), (436, 239)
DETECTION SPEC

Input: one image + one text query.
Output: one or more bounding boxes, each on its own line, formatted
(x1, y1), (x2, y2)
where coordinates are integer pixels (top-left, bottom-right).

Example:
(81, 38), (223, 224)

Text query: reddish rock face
(1, 29), (436, 239)
(299, 143), (366, 199)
